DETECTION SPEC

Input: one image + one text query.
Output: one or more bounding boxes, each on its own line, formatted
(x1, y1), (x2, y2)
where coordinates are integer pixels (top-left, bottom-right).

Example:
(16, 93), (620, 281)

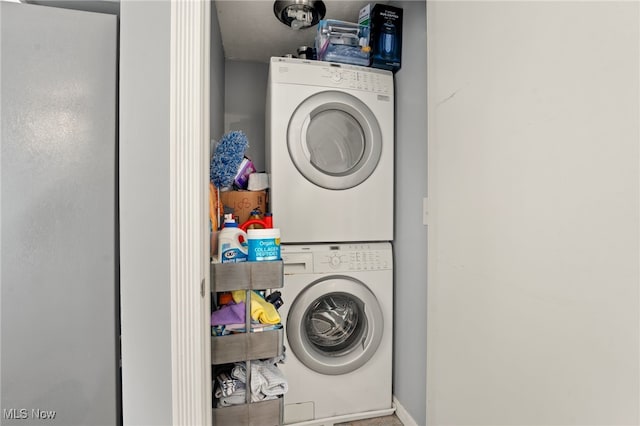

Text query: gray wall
(391, 1), (427, 425)
(224, 60), (269, 171)
(210, 1), (225, 148)
(119, 1), (173, 424)
(426, 2), (639, 424)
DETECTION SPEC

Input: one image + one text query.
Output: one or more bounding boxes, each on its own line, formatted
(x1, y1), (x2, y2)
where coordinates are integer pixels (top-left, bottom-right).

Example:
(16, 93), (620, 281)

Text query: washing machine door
(287, 276), (384, 375)
(287, 91), (383, 190)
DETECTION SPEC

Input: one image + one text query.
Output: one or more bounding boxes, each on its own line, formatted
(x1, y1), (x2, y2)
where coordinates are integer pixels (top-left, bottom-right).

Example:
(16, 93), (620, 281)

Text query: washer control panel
(281, 243), (392, 273)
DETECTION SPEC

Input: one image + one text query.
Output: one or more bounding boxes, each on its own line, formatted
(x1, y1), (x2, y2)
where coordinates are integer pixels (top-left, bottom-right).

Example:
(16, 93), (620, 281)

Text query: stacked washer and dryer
(266, 57), (395, 425)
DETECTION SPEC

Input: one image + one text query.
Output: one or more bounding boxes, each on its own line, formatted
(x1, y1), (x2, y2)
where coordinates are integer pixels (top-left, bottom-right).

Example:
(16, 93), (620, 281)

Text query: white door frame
(119, 1), (211, 424)
(169, 0), (211, 424)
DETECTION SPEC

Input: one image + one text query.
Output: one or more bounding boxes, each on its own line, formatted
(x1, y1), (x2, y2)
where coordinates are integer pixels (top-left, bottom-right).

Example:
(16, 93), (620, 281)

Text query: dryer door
(287, 91), (383, 190)
(286, 276), (384, 375)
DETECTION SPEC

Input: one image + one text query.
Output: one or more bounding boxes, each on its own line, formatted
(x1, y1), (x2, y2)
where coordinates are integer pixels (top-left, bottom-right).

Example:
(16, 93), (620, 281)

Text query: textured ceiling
(23, 0), (380, 64)
(214, 0), (383, 63)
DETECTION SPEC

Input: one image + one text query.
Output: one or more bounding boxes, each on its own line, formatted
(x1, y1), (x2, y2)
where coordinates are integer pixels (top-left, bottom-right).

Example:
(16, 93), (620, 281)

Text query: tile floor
(335, 414), (403, 426)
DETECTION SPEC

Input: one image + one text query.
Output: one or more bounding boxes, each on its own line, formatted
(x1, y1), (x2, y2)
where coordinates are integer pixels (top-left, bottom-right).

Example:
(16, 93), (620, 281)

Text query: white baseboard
(392, 396), (419, 426)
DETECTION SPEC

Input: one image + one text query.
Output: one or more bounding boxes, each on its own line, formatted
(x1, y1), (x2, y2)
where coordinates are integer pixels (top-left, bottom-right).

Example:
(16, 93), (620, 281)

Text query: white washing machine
(266, 57), (394, 243)
(279, 243), (394, 425)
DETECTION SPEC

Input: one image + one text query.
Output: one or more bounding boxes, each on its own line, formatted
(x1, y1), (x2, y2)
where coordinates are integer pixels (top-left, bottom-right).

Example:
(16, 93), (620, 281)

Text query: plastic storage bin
(315, 19), (370, 67)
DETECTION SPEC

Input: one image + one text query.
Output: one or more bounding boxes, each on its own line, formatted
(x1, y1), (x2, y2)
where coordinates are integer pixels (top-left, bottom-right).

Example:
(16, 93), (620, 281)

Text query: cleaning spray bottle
(218, 214), (248, 263)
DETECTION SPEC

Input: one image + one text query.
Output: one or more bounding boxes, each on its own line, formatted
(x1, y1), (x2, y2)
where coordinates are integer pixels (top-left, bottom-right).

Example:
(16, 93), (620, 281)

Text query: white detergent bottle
(218, 215), (248, 263)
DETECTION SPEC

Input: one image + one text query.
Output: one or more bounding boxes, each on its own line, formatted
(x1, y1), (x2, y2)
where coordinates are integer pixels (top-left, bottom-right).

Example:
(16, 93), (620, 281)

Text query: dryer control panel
(281, 242), (392, 273)
(270, 57), (393, 95)
(320, 68), (391, 94)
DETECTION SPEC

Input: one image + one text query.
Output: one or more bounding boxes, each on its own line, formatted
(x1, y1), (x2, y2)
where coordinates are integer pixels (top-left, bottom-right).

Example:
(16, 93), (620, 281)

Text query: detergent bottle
(247, 208), (264, 230)
(218, 214), (248, 263)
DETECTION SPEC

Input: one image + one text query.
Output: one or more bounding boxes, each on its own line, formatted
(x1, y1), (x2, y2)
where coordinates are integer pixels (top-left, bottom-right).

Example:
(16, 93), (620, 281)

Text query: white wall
(427, 2), (639, 425)
(391, 1), (428, 425)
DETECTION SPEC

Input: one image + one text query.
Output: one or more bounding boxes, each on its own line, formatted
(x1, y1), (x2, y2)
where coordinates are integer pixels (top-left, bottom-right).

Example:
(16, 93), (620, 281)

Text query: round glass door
(287, 91), (383, 190)
(287, 277), (384, 375)
(306, 110), (365, 175)
(305, 293), (366, 356)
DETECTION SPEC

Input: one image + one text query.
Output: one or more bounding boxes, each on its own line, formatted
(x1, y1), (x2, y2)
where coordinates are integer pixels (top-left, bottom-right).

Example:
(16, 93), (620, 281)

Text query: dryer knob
(330, 256), (341, 267)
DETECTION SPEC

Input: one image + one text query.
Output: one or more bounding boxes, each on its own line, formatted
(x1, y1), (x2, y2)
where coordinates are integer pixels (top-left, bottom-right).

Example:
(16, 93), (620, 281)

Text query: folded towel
(254, 362), (288, 397)
(210, 301), (246, 326)
(231, 360), (288, 399)
(231, 291), (281, 325)
(231, 363), (245, 382)
(216, 384), (247, 407)
(215, 386), (277, 407)
(214, 372), (242, 397)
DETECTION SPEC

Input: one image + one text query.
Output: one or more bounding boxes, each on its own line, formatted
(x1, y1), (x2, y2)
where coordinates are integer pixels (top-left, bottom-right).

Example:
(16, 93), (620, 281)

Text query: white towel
(217, 392), (246, 407)
(254, 362), (288, 397)
(231, 360), (288, 399)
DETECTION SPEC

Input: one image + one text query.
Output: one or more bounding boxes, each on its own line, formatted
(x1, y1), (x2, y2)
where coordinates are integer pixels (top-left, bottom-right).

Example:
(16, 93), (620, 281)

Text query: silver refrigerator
(1, 2), (119, 425)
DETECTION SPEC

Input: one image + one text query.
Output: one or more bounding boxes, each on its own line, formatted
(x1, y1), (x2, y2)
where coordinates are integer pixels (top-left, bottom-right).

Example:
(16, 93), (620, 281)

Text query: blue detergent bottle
(218, 214), (248, 263)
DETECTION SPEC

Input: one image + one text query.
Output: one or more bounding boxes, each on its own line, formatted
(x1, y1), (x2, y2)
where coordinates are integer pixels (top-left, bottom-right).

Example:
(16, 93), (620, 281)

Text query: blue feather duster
(210, 131), (249, 188)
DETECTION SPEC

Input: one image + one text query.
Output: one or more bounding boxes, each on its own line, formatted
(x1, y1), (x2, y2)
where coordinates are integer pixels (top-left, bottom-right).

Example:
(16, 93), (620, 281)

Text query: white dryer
(266, 57), (394, 243)
(279, 243), (394, 425)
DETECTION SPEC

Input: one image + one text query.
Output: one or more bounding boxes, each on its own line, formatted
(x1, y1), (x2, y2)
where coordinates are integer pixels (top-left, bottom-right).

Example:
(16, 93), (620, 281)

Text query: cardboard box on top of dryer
(219, 190), (267, 224)
(366, 4), (403, 73)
